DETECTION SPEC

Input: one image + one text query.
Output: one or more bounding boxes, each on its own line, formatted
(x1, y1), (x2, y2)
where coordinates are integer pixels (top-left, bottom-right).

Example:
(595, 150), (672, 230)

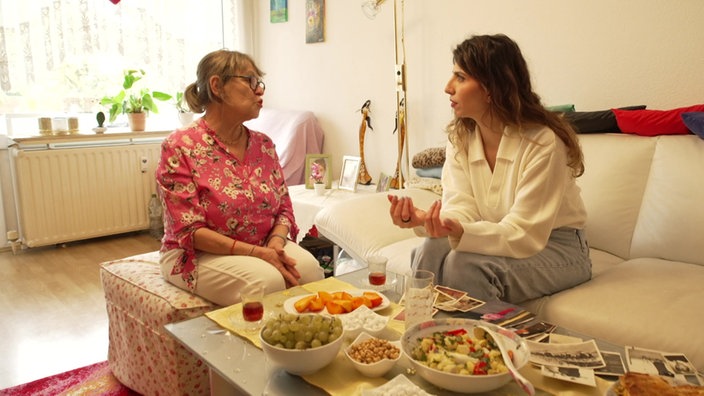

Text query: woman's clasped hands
(258, 237), (300, 288)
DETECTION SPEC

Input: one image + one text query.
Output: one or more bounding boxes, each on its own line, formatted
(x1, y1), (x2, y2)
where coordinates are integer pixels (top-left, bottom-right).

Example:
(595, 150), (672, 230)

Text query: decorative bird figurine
(357, 99), (373, 185)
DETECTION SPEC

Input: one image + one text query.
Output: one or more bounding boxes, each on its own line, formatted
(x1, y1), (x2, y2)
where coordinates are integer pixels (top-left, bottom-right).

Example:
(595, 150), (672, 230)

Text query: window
(0, 0), (247, 137)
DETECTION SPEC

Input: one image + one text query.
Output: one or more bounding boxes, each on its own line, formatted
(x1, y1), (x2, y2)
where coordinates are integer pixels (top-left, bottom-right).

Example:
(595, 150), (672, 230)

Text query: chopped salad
(409, 328), (511, 375)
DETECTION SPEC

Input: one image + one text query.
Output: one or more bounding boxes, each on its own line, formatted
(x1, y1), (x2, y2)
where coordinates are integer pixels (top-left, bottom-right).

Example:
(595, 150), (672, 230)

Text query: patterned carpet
(0, 361), (139, 396)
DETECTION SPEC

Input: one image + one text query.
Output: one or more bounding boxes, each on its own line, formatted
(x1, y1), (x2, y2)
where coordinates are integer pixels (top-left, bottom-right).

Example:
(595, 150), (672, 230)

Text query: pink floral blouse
(156, 118), (298, 288)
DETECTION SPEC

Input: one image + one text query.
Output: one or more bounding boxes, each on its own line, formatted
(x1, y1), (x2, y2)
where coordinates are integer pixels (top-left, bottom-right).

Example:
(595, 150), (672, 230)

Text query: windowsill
(10, 129), (172, 148)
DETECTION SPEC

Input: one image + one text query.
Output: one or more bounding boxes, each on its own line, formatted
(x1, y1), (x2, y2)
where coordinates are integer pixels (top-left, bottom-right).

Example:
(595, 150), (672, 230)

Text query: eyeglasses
(225, 75), (265, 91)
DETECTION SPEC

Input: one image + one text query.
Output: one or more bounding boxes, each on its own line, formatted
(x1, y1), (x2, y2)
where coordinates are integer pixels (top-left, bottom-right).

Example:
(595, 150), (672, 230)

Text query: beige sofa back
(578, 134), (704, 266)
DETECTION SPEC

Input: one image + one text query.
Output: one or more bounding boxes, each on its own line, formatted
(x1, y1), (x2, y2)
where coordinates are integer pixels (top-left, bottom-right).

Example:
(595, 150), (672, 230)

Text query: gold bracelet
(248, 244), (257, 256)
(267, 234), (287, 245)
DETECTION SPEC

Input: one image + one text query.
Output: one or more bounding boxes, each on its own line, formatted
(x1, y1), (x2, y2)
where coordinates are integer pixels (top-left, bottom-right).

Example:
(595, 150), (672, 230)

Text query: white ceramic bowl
(401, 318), (530, 393)
(259, 316), (344, 376)
(339, 305), (390, 339)
(345, 332), (401, 378)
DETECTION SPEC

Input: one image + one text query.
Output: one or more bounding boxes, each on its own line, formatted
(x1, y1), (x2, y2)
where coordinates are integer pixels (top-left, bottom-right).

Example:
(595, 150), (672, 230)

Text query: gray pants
(411, 228), (592, 304)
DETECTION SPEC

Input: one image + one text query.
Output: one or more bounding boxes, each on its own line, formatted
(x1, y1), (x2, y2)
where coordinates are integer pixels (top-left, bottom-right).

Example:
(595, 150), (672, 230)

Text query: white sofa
(314, 133), (704, 372)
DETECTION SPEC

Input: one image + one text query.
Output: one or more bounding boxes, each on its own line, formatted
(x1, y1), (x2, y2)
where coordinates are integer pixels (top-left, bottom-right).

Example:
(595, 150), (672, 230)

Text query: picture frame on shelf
(305, 154), (332, 189)
(339, 155), (361, 191)
(376, 172), (391, 192)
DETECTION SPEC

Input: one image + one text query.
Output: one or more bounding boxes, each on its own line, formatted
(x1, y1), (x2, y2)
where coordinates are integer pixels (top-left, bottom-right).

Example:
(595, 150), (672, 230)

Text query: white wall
(252, 0), (704, 180)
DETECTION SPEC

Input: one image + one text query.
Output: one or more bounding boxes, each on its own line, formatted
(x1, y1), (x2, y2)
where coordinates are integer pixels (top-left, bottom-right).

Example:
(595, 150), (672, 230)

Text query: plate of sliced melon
(283, 290), (390, 315)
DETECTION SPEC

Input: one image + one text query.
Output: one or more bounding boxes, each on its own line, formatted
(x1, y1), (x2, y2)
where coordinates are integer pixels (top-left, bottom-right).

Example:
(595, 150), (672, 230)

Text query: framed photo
(376, 172), (391, 192)
(305, 154), (332, 189)
(339, 155), (361, 191)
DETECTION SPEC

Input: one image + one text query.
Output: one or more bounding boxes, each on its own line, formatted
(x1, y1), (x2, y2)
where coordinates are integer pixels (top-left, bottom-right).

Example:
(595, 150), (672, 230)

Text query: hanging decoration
(357, 99), (373, 185)
(389, 97), (406, 189)
(390, 0), (407, 189)
(362, 0), (408, 189)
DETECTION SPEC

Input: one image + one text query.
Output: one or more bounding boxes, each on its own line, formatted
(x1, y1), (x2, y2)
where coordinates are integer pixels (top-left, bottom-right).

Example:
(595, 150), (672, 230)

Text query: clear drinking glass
(367, 255), (388, 286)
(404, 269), (435, 329)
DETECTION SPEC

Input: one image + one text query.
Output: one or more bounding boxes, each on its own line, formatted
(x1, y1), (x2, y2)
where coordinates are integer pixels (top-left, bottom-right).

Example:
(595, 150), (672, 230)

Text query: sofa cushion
(682, 112), (704, 139)
(523, 258), (704, 372)
(376, 237), (424, 276)
(577, 134), (657, 259)
(564, 105), (646, 133)
(630, 135), (704, 266)
(314, 189), (438, 267)
(412, 147), (445, 169)
(546, 104), (575, 113)
(613, 104), (704, 136)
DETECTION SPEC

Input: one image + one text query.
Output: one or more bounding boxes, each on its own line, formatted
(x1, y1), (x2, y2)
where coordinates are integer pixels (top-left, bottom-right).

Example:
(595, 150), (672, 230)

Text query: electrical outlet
(140, 156), (148, 173)
(395, 64), (405, 91)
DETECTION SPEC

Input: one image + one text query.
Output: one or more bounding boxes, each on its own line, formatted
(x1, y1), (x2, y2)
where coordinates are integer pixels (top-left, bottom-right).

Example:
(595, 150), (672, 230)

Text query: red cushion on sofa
(613, 104), (704, 136)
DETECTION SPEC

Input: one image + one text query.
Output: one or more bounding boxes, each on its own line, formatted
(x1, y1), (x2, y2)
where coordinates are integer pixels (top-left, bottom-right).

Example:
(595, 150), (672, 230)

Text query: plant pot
(314, 183), (326, 196)
(178, 112), (195, 126)
(127, 112), (146, 132)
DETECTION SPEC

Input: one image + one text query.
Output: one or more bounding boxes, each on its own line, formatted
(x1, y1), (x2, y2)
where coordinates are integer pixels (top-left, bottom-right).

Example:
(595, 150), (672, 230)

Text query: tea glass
(367, 255), (388, 287)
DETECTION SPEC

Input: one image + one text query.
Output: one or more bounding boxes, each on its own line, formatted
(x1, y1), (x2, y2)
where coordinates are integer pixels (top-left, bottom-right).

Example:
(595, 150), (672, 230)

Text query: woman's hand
(387, 195), (426, 228)
(254, 246), (301, 288)
(425, 200), (463, 238)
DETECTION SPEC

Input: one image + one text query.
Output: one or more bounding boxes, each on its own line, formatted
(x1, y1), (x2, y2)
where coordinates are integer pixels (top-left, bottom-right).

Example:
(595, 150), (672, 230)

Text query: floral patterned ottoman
(100, 252), (218, 396)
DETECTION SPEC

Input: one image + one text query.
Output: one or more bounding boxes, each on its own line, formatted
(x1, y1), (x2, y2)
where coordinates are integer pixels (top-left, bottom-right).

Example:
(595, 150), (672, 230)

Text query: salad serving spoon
(474, 324), (535, 396)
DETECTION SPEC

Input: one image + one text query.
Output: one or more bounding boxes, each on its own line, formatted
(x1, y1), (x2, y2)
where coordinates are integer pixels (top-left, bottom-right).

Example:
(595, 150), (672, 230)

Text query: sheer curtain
(0, 0), (250, 135)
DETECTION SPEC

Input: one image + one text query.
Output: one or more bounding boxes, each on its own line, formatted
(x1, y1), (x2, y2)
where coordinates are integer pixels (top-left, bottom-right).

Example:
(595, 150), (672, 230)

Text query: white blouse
(440, 125), (587, 258)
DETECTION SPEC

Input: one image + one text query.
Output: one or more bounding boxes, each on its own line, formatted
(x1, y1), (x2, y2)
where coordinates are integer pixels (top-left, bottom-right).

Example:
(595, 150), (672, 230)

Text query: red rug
(0, 361), (140, 396)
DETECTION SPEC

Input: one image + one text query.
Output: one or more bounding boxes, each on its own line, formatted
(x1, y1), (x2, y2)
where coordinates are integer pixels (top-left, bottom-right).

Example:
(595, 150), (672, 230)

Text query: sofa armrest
(314, 188), (438, 265)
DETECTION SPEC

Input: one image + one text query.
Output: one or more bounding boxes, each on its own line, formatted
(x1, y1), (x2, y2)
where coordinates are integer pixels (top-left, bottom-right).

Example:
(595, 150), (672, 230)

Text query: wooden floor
(0, 232), (161, 390)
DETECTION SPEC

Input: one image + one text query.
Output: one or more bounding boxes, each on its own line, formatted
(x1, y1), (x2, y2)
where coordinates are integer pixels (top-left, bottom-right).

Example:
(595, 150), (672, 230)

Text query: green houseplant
(100, 69), (171, 131)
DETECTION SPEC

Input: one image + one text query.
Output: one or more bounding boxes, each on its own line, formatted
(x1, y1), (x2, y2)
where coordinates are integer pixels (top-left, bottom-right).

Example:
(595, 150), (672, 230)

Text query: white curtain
(0, 0), (248, 115)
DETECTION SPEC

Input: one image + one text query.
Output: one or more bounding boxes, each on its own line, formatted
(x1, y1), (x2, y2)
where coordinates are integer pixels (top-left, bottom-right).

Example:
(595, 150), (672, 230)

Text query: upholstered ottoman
(100, 252), (218, 396)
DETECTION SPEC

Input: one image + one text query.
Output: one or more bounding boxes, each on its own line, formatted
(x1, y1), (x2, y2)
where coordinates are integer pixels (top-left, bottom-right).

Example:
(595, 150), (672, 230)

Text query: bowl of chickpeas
(345, 332), (401, 378)
(259, 313), (345, 375)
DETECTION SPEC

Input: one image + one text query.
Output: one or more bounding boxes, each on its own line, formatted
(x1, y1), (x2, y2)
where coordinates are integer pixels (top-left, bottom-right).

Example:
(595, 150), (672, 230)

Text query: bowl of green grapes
(259, 313), (344, 375)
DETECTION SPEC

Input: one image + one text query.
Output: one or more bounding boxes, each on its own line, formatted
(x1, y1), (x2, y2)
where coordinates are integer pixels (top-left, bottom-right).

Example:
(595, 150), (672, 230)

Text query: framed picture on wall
(270, 0), (288, 23)
(305, 154), (332, 189)
(305, 0), (325, 43)
(339, 155), (361, 191)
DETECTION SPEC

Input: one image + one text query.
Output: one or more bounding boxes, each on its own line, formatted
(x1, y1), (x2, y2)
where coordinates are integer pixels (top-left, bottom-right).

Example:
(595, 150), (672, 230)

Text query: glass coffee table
(164, 269), (619, 395)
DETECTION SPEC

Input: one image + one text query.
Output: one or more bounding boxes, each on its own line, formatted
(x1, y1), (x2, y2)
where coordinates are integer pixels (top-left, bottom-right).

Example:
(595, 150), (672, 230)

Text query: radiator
(12, 142), (162, 247)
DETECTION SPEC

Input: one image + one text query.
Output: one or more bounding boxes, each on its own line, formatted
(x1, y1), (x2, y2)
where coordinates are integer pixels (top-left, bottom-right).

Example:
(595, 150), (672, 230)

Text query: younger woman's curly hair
(447, 34), (584, 177)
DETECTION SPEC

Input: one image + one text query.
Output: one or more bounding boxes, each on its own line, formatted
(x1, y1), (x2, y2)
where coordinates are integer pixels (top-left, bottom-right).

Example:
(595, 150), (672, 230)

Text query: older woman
(157, 49), (323, 306)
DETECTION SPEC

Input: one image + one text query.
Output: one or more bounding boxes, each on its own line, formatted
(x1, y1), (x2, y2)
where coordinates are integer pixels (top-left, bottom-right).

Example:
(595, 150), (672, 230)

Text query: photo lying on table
(594, 351), (628, 378)
(527, 339), (606, 369)
(626, 346), (702, 386)
(541, 364), (596, 387)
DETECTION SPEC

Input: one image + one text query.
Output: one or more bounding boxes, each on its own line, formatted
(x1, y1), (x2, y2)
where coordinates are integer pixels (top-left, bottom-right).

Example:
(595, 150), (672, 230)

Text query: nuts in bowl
(345, 332), (401, 378)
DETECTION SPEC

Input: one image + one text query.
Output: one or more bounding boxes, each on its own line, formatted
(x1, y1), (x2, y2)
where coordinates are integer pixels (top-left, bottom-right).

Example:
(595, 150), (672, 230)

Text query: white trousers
(160, 243), (324, 306)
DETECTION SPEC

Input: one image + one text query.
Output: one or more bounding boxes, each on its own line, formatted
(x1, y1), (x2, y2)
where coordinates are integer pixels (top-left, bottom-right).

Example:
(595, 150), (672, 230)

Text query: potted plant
(92, 111), (107, 134)
(100, 69), (171, 132)
(175, 91), (194, 126)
